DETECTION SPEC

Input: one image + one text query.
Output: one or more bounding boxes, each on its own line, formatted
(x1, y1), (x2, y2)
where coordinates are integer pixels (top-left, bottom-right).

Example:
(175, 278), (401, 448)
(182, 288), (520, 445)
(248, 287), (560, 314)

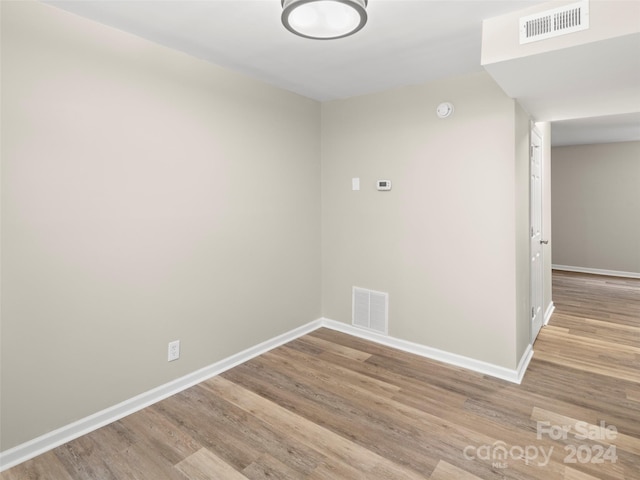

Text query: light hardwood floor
(2, 270), (639, 479)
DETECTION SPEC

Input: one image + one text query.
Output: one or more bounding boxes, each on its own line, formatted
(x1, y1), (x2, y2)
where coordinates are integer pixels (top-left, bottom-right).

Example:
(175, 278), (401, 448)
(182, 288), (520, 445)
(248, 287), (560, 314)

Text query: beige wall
(551, 141), (640, 274)
(321, 72), (526, 370)
(1, 2), (321, 450)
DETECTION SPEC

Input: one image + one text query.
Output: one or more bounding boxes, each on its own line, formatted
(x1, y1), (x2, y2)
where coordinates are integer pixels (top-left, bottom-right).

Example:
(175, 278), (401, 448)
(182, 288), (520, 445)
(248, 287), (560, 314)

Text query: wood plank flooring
(2, 270), (639, 479)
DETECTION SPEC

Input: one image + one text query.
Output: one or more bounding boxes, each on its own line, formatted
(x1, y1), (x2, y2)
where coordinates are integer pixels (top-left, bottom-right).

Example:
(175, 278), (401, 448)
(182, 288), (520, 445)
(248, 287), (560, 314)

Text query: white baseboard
(0, 319), (323, 472)
(544, 302), (555, 326)
(320, 318), (530, 385)
(552, 264), (640, 279)
(515, 344), (534, 383)
(1, 317), (533, 472)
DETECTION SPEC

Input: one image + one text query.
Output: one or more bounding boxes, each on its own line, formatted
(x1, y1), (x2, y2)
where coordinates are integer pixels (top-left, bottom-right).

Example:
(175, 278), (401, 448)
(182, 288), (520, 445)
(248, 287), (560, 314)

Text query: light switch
(352, 177), (360, 191)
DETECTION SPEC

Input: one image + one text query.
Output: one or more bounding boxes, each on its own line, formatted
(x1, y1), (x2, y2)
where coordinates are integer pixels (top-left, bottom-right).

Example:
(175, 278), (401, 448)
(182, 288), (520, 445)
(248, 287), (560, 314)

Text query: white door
(530, 128), (544, 341)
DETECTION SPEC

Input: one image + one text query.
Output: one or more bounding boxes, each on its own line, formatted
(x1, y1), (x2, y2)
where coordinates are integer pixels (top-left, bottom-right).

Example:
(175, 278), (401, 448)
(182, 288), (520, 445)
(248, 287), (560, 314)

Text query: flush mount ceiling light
(281, 0), (368, 40)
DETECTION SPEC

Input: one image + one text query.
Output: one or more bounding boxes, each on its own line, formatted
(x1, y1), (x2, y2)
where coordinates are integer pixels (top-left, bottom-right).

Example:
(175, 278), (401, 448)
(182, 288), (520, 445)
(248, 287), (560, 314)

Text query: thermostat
(377, 180), (392, 191)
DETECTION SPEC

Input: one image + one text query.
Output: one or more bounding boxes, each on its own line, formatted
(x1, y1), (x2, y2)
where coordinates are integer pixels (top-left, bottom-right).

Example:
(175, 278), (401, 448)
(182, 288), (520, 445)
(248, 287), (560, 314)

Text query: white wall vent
(519, 1), (589, 44)
(352, 287), (388, 334)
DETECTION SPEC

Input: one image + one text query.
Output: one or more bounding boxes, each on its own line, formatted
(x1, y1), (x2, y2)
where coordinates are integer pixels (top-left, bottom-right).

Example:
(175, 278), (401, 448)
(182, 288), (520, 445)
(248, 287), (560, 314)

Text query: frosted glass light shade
(281, 0), (368, 40)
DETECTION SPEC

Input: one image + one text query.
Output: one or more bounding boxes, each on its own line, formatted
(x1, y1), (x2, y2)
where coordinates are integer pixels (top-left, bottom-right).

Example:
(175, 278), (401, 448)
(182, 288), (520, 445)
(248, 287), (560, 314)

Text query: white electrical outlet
(168, 340), (180, 362)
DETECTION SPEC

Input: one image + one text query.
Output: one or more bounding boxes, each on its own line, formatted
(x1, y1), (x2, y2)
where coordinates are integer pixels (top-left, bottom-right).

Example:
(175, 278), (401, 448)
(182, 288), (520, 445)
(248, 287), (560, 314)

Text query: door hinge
(532, 307), (535, 318)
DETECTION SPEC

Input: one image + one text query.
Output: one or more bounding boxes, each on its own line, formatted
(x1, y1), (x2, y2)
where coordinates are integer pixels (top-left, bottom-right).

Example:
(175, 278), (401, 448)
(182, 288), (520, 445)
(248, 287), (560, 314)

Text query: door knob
(540, 240), (549, 245)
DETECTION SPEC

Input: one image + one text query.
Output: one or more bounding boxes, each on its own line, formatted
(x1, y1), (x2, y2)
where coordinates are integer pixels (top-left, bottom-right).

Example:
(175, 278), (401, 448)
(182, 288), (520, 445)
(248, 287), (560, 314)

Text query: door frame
(530, 126), (545, 343)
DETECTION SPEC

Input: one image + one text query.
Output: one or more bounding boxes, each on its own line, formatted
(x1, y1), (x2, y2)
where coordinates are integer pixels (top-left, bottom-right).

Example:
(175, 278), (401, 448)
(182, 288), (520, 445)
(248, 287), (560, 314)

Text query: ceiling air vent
(519, 0), (589, 44)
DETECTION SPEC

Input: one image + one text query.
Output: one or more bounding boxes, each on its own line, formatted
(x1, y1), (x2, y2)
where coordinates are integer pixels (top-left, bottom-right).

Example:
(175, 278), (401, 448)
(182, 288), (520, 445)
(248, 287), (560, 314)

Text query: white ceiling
(44, 0), (640, 146)
(484, 30), (640, 146)
(552, 112), (640, 147)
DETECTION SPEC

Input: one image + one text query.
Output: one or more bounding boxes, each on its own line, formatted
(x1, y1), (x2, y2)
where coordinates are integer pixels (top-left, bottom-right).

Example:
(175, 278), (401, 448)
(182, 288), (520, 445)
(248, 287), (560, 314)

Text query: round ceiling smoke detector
(436, 102), (454, 119)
